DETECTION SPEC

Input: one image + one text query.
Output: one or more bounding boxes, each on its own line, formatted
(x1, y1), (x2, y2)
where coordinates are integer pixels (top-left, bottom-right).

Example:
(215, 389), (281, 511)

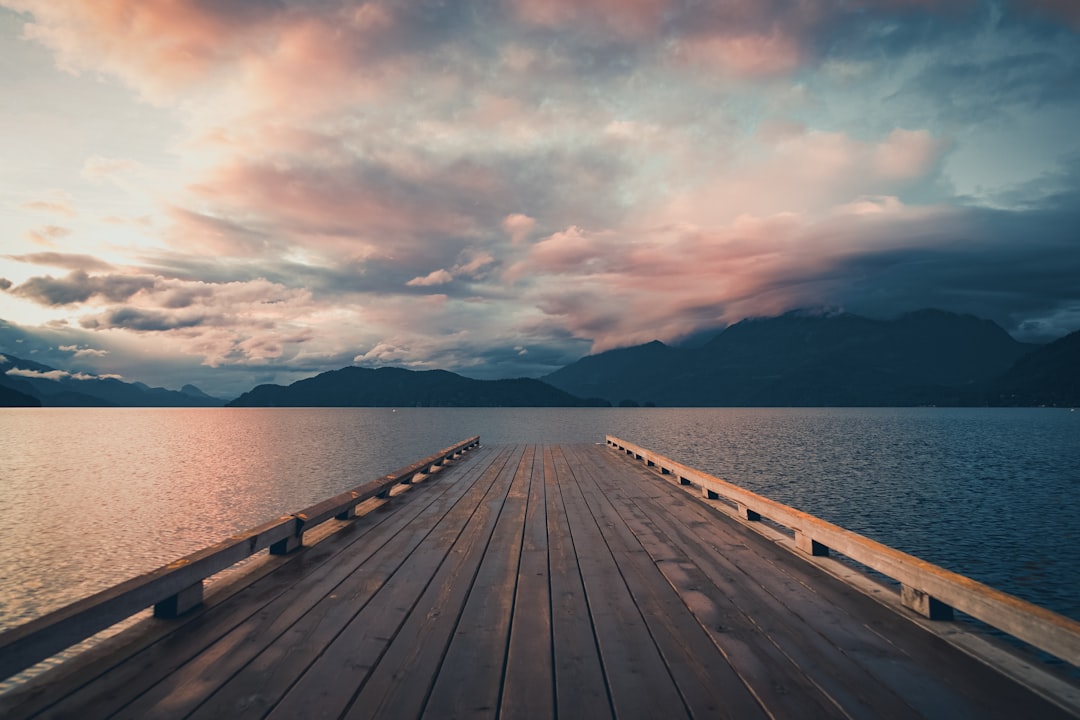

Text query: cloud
(78, 307), (206, 332)
(5, 253), (115, 272)
(59, 344), (109, 358)
(3, 0), (1078, 388)
(511, 0), (670, 39)
(25, 225), (72, 247)
(656, 126), (950, 225)
(502, 214), (536, 245)
(5, 367), (120, 381)
(509, 197), (1080, 351)
(81, 155), (142, 181)
(6, 367), (71, 381)
(165, 206), (277, 257)
(406, 269), (454, 287)
(452, 249), (496, 278)
(6, 271), (156, 306)
(1019, 0), (1080, 30)
(20, 192), (76, 217)
(674, 29), (805, 79)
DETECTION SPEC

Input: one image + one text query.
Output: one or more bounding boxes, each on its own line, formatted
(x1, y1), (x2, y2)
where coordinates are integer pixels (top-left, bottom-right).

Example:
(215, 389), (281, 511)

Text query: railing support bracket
(738, 503), (761, 521)
(270, 533), (303, 555)
(795, 531), (830, 556)
(902, 585), (955, 621)
(154, 581), (203, 619)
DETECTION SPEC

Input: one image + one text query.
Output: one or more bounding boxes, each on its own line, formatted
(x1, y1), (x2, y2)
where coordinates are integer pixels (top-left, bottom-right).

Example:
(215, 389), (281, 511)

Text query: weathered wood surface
(2, 443), (1076, 719)
(607, 435), (1080, 665)
(0, 437), (480, 681)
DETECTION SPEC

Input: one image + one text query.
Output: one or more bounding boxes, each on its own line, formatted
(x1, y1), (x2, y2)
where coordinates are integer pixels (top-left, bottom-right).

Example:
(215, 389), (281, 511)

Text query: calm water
(1, 407), (1078, 636)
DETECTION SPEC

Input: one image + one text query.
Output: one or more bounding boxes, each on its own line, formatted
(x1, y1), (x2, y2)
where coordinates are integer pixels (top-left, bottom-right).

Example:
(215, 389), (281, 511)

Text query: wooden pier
(2, 439), (1078, 719)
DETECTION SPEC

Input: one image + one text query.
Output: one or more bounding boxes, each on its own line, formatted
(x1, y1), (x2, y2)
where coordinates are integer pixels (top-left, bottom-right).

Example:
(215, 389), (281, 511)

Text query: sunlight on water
(1, 406), (1077, 638)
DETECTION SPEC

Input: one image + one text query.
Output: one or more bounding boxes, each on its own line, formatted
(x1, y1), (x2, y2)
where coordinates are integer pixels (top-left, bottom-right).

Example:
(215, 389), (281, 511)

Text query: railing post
(901, 585), (955, 620)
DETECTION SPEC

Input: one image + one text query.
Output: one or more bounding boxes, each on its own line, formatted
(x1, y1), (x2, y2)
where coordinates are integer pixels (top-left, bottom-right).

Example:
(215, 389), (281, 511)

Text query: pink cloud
(9, 0), (408, 118)
(656, 127), (948, 226)
(511, 0), (671, 38)
(24, 225), (72, 247)
(20, 191), (76, 218)
(10, 0), (269, 97)
(502, 214), (536, 245)
(675, 30), (805, 79)
(82, 155), (142, 181)
(179, 157), (499, 265)
(165, 206), (277, 258)
(407, 269), (454, 287)
(873, 129), (948, 180)
(514, 201), (960, 352)
(452, 249), (496, 277)
(527, 226), (620, 274)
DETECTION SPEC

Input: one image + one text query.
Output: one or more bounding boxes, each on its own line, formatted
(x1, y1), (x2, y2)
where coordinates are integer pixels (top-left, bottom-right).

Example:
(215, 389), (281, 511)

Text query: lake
(2, 406), (1078, 638)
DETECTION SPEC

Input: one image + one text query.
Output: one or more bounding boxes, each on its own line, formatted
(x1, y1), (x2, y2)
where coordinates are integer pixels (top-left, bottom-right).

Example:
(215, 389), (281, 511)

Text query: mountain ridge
(227, 366), (610, 407)
(543, 308), (1058, 406)
(4, 308), (1076, 407)
(0, 353), (225, 407)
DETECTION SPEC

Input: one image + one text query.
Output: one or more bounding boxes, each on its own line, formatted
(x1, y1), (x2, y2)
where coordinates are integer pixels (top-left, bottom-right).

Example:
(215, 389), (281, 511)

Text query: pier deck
(3, 443), (1076, 719)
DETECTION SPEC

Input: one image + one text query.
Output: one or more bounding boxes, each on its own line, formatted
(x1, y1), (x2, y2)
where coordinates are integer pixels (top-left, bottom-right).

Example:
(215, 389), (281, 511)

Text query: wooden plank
(338, 447), (528, 720)
(500, 446), (555, 720)
(9, 455), (486, 720)
(0, 438), (481, 685)
(609, 463), (961, 718)
(607, 437), (1080, 665)
(551, 445), (688, 719)
(422, 446), (535, 719)
(542, 446), (613, 720)
(7, 442), (1076, 720)
(105, 447), (506, 720)
(187, 446), (518, 720)
(584, 446), (882, 717)
(564, 444), (768, 720)
(604, 445), (1078, 719)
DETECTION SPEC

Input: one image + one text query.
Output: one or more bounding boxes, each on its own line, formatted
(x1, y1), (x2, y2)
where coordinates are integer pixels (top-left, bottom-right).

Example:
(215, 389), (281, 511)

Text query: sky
(1, 0), (1079, 397)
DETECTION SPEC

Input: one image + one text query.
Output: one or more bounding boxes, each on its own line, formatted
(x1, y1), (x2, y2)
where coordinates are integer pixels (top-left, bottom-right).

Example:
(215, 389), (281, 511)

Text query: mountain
(538, 340), (681, 407)
(543, 309), (1041, 406)
(227, 366), (610, 407)
(0, 382), (40, 407)
(985, 329), (1080, 407)
(0, 353), (224, 407)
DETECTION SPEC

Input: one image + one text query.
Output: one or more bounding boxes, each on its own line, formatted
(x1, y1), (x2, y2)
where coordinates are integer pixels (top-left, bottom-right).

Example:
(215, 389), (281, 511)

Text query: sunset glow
(1, 1), (1079, 396)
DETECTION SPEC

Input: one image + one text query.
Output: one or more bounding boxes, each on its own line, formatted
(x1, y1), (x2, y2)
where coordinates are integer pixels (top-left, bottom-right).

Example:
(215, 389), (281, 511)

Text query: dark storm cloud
(987, 152), (1080, 210)
(7, 271), (156, 306)
(79, 307), (207, 332)
(822, 204), (1080, 341)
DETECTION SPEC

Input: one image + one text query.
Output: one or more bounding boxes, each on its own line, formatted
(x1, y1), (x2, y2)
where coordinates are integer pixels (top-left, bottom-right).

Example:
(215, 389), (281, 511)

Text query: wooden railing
(606, 435), (1080, 667)
(0, 436), (480, 680)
